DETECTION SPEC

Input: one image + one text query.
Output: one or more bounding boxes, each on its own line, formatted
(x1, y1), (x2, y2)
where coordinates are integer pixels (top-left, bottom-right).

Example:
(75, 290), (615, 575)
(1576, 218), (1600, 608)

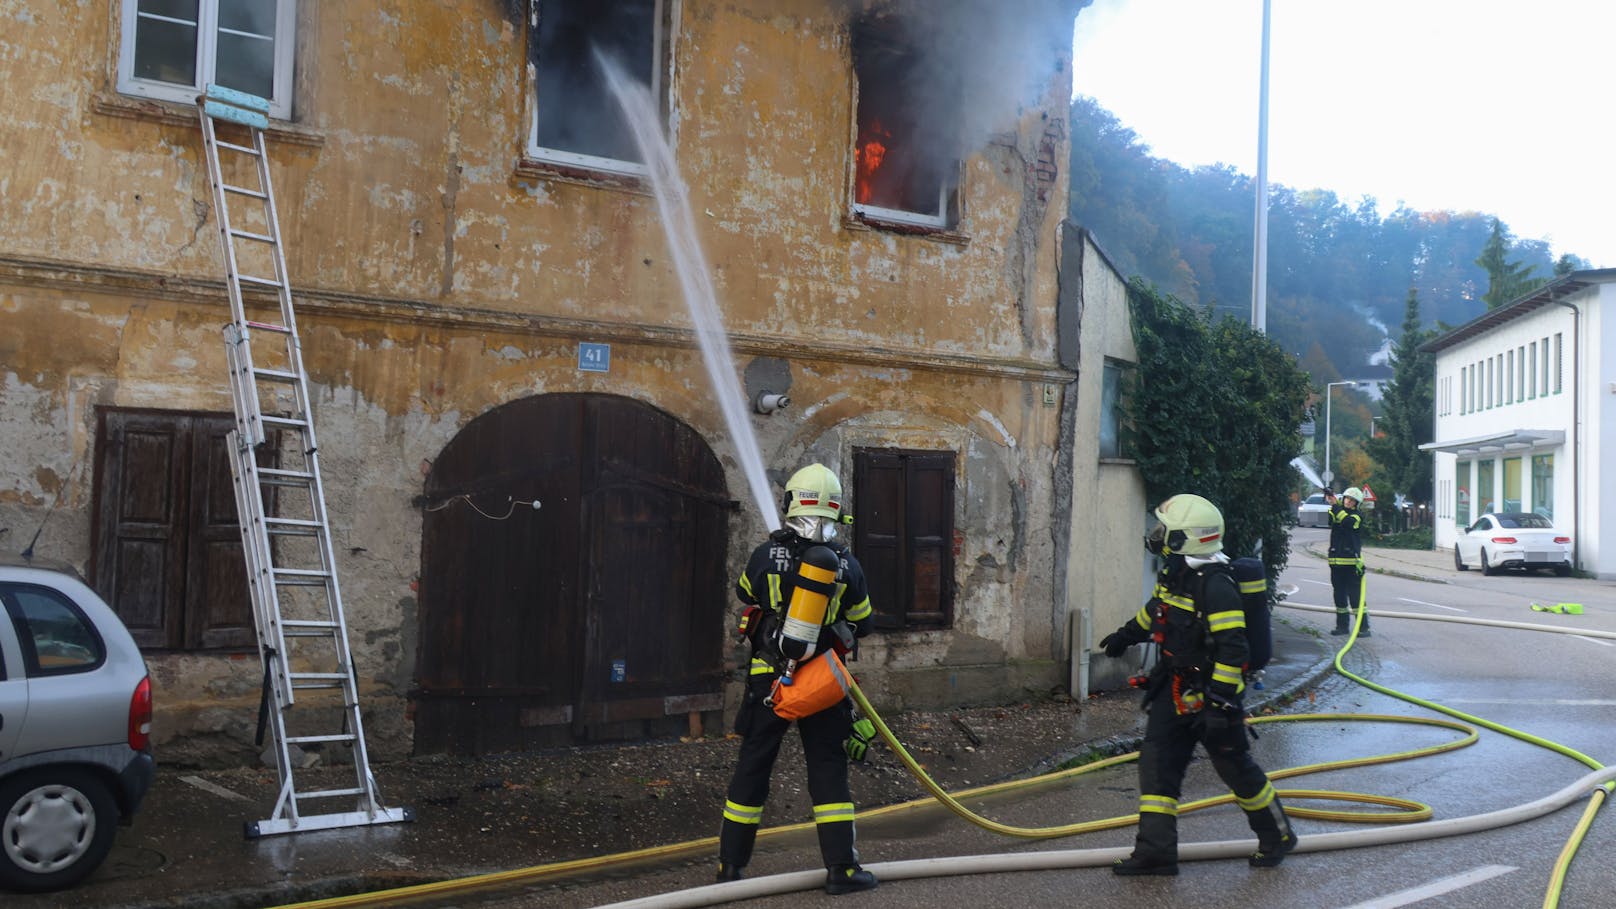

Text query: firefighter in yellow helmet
(716, 464), (879, 894)
(1098, 494), (1297, 875)
(1324, 487), (1369, 636)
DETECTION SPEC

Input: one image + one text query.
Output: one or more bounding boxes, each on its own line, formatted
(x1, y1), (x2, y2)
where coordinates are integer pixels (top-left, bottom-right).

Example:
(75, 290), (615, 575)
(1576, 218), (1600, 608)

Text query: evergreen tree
(1475, 218), (1540, 309)
(1364, 289), (1436, 502)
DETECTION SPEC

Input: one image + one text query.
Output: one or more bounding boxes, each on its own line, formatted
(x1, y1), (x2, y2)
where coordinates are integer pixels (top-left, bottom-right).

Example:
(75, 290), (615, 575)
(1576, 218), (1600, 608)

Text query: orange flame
(856, 120), (891, 204)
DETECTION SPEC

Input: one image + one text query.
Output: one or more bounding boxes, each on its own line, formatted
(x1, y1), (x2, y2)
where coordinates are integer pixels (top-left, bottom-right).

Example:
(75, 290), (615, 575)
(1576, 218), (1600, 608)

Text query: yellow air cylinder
(779, 545), (840, 662)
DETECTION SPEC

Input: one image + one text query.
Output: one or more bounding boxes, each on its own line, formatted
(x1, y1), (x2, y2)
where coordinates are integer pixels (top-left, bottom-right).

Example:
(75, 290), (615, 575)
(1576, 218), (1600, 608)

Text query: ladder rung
(253, 367), (300, 382)
(244, 320), (291, 333)
(216, 139), (261, 156)
(272, 568), (333, 585)
(260, 415), (310, 430)
(223, 183), (268, 200)
(290, 674), (348, 688)
(265, 517), (324, 532)
(258, 468), (315, 487)
(285, 734), (357, 745)
(281, 619), (340, 636)
(237, 274), (283, 288)
(230, 228), (277, 244)
(294, 788), (366, 800)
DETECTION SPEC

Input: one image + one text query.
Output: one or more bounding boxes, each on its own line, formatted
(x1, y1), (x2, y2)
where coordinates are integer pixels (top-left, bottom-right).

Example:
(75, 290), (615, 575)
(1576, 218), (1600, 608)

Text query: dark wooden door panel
(416, 393), (728, 755)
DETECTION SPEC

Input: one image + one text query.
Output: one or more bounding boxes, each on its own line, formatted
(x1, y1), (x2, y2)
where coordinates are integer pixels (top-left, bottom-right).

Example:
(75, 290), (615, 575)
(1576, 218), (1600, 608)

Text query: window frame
(848, 14), (963, 231)
(116, 0), (298, 120)
(1099, 359), (1130, 460)
(0, 583), (108, 678)
(523, 0), (670, 180)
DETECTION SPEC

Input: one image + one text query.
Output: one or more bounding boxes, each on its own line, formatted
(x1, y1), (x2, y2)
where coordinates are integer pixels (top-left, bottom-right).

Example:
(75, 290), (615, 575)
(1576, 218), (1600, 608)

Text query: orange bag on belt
(769, 650), (852, 721)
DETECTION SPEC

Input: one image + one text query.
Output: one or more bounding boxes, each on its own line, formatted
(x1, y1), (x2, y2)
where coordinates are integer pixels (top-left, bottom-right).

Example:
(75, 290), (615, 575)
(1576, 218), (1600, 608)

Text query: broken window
(853, 448), (956, 630)
(527, 0), (667, 177)
(116, 0), (297, 119)
(851, 15), (960, 229)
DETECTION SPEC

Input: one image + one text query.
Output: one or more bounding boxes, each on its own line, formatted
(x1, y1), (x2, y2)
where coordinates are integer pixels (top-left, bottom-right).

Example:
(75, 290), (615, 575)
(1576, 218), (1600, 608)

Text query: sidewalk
(1302, 539), (1460, 585)
(13, 621), (1335, 909)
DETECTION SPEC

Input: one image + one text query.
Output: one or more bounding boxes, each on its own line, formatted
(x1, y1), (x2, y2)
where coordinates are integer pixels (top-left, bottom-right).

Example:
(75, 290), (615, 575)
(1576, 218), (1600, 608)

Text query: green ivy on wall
(1122, 279), (1313, 589)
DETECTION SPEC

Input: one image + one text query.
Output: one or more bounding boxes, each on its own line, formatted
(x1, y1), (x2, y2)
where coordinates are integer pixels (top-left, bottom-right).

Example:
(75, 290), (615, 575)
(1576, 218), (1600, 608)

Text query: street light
(1322, 380), (1363, 489)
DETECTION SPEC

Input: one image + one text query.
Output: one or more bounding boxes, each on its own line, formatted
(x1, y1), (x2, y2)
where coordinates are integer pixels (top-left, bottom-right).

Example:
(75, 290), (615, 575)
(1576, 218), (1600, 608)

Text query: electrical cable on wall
(422, 495), (541, 521)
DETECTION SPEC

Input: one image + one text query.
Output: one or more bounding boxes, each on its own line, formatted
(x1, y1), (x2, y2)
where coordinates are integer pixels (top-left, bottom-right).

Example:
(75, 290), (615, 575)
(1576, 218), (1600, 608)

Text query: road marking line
(1338, 864), (1516, 908)
(1441, 697), (1616, 706)
(180, 775), (253, 802)
(1301, 578), (1332, 587)
(1396, 597), (1466, 613)
(1570, 635), (1615, 648)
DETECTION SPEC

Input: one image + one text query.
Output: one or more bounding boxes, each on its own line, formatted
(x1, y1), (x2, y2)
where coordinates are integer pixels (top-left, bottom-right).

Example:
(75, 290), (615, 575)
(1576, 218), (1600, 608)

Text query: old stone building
(0, 0), (1145, 765)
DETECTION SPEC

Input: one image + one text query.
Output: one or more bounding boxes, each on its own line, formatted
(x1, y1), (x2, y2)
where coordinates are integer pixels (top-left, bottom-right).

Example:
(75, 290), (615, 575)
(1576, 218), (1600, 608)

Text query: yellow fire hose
(279, 572), (1608, 909)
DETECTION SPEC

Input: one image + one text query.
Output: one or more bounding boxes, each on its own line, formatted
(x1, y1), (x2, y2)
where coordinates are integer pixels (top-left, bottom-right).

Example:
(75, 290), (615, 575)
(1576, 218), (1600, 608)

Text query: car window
(1516, 514), (1552, 529)
(1305, 495), (1325, 506)
(1, 583), (105, 675)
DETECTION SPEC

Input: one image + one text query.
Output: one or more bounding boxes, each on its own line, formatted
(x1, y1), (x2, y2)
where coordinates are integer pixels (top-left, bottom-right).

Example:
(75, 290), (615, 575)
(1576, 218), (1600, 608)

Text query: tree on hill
(1364, 289), (1436, 502)
(1475, 218), (1542, 310)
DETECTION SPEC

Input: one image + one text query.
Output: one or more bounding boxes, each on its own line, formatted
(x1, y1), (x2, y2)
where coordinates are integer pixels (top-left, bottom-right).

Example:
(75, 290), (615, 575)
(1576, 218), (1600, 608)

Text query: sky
(1071, 0), (1615, 268)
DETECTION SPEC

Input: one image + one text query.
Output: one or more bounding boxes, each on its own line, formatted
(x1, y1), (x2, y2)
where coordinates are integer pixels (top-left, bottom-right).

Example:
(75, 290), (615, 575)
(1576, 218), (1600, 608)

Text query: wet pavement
(9, 543), (1439, 909)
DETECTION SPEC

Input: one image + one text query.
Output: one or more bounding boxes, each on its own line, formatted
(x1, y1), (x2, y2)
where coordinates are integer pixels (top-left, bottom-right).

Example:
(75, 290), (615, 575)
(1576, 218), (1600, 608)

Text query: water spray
(598, 51), (780, 531)
(1290, 455), (1326, 492)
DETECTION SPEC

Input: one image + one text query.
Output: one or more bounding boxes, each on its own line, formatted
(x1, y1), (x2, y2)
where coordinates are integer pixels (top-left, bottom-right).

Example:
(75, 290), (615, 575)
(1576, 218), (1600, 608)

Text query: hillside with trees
(1068, 96), (1588, 386)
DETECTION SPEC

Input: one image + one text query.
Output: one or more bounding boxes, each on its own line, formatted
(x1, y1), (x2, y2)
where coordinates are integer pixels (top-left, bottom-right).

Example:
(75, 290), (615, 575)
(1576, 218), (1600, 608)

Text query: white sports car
(1454, 512), (1572, 576)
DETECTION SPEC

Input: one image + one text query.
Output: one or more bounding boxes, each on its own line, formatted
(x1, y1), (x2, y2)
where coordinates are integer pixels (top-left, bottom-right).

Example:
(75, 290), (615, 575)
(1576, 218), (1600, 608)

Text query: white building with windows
(1420, 270), (1616, 578)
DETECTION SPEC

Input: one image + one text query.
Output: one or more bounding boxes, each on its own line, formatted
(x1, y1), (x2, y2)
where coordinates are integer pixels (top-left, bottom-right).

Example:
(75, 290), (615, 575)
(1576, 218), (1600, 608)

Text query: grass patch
(1367, 526), (1433, 550)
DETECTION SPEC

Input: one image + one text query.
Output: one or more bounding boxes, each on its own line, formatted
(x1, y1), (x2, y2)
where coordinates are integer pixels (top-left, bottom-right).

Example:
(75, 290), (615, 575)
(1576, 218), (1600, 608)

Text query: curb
(1301, 541), (1449, 586)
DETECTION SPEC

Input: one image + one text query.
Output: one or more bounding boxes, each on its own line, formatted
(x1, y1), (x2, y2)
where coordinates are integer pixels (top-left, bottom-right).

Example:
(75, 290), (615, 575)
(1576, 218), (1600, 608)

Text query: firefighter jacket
(1110, 560), (1248, 714)
(1327, 503), (1363, 567)
(736, 531), (874, 677)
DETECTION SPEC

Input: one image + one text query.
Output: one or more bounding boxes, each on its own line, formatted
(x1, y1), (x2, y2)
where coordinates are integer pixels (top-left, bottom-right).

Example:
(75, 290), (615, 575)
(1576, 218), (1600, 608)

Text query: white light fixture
(753, 391), (790, 415)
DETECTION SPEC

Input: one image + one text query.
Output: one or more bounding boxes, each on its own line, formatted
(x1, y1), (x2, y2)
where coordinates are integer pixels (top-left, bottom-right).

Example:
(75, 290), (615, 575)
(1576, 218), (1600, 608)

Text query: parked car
(1296, 493), (1331, 527)
(0, 556), (153, 892)
(1453, 512), (1573, 576)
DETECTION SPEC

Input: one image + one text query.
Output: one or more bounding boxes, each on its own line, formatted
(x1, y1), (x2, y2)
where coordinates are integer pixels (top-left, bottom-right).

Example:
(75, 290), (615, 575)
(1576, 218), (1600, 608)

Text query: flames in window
(855, 120), (891, 205)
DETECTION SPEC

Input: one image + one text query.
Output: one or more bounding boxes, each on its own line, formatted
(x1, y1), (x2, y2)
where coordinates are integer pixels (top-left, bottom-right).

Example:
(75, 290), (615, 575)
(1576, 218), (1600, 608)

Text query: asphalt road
(434, 529), (1616, 909)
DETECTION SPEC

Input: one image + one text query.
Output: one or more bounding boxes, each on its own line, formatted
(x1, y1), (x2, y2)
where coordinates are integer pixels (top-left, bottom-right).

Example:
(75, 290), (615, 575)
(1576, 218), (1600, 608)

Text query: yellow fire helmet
(1149, 493), (1225, 556)
(783, 463), (844, 521)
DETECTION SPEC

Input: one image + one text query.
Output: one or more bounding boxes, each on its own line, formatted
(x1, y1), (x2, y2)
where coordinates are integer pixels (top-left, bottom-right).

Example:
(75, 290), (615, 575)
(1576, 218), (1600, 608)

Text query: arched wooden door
(413, 393), (731, 755)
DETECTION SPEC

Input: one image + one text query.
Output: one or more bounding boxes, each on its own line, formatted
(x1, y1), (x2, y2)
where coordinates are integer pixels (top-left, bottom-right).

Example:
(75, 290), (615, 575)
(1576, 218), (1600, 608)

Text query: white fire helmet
(783, 463), (844, 542)
(1342, 487), (1364, 506)
(1145, 494), (1225, 557)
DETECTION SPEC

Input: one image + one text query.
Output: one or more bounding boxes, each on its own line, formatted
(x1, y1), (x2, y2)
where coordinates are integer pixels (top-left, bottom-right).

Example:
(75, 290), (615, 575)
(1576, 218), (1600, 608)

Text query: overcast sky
(1071, 0), (1614, 268)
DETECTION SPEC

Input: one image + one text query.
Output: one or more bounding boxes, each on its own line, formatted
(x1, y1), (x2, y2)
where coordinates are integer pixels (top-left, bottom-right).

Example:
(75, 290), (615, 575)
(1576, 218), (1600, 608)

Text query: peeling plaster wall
(1, 0), (1082, 763)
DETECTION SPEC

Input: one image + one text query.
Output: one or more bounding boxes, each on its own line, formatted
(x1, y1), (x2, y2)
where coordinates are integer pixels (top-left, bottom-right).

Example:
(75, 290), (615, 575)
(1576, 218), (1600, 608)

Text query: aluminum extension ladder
(196, 85), (410, 837)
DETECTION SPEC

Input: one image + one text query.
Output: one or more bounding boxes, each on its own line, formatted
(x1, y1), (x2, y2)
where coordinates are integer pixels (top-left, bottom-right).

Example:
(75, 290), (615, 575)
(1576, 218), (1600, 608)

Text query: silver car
(1296, 493), (1331, 527)
(0, 557), (154, 892)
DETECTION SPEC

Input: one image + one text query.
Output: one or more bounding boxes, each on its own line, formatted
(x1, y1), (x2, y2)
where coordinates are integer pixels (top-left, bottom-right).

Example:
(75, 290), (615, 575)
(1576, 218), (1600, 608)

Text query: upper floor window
(527, 0), (668, 178)
(850, 13), (960, 229)
(116, 0), (297, 119)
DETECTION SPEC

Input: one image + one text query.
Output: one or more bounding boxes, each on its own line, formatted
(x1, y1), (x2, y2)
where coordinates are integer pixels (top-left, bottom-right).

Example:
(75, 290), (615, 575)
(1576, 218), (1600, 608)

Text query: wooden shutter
(854, 449), (955, 630)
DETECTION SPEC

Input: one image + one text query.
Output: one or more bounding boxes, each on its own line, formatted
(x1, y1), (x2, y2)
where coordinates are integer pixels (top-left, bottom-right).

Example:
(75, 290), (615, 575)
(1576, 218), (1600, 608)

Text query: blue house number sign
(578, 342), (610, 373)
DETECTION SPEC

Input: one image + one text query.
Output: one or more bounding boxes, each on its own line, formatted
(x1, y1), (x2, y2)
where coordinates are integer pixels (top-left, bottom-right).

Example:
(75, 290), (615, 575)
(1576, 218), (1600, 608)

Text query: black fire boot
(1247, 796), (1298, 868)
(714, 862), (744, 882)
(1250, 833), (1298, 867)
(1330, 612), (1351, 635)
(824, 864), (878, 895)
(1114, 811), (1178, 875)
(1112, 854), (1179, 876)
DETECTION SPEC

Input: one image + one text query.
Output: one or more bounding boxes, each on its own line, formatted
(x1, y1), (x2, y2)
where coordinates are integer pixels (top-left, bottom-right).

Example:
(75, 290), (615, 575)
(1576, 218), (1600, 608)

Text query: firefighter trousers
(1330, 563), (1368, 632)
(719, 674), (858, 870)
(1130, 692), (1291, 861)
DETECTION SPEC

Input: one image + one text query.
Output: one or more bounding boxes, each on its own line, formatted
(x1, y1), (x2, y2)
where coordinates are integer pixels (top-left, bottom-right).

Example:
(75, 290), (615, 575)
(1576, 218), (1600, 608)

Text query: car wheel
(0, 768), (119, 893)
(1480, 549), (1496, 576)
(1454, 546), (1467, 571)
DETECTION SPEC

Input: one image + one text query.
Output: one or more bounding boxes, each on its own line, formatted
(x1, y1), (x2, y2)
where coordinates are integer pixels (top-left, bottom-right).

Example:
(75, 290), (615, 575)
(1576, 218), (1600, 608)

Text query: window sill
(92, 92), (325, 148)
(841, 213), (970, 246)
(514, 156), (653, 196)
(1099, 457), (1137, 466)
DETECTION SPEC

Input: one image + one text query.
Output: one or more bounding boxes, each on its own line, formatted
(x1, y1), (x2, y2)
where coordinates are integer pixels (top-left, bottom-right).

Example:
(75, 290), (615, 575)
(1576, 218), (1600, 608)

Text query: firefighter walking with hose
(715, 463), (879, 895)
(1098, 494), (1297, 876)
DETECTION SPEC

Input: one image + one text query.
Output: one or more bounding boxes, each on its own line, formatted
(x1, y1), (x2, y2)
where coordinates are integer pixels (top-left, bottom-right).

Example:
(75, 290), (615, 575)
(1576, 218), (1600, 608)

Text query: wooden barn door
(413, 394), (730, 755)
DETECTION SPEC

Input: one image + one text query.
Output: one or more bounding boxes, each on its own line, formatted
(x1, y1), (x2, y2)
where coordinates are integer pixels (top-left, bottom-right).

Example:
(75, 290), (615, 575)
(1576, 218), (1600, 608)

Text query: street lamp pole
(1323, 380), (1362, 489)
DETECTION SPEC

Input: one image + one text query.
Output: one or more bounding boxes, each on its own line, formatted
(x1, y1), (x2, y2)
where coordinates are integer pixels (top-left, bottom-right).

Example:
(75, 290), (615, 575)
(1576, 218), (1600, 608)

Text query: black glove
(1100, 632), (1129, 658)
(1201, 700), (1248, 754)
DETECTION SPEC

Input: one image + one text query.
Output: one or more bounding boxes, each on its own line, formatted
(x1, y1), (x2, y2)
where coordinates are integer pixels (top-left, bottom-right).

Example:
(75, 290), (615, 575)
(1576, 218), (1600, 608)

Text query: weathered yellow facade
(0, 0), (1143, 765)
